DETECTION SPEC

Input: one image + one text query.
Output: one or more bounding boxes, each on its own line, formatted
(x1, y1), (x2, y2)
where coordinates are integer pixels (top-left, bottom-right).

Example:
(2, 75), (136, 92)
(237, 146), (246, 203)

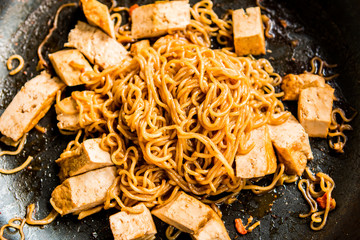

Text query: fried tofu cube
(298, 86), (334, 138)
(152, 34), (190, 50)
(110, 203), (157, 240)
(130, 40), (150, 55)
(192, 212), (231, 240)
(49, 49), (93, 86)
(57, 138), (113, 181)
(151, 191), (212, 234)
(131, 1), (190, 39)
(55, 96), (80, 132)
(50, 166), (117, 215)
(0, 71), (65, 143)
(281, 73), (326, 101)
(80, 0), (115, 38)
(233, 7), (265, 56)
(268, 114), (313, 176)
(235, 125), (277, 179)
(65, 21), (131, 69)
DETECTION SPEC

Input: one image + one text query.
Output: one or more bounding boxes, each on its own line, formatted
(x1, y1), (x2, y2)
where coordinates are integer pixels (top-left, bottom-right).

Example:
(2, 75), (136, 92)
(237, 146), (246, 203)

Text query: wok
(0, 0), (359, 239)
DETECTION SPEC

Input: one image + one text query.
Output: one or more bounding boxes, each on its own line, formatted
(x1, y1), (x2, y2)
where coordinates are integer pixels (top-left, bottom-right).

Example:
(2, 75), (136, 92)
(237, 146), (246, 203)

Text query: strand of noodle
(0, 156), (33, 175)
(247, 221), (261, 232)
(25, 204), (59, 225)
(0, 134), (27, 157)
(37, 3), (78, 69)
(0, 218), (26, 240)
(34, 125), (47, 133)
(77, 206), (103, 220)
(7, 54), (24, 75)
(262, 15), (274, 39)
(165, 225), (181, 240)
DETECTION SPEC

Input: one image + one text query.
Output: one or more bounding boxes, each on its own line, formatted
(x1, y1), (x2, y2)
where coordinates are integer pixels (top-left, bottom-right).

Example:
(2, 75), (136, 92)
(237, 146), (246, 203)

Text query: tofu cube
(131, 1), (190, 39)
(55, 96), (80, 131)
(80, 0), (115, 38)
(233, 7), (265, 56)
(192, 212), (230, 240)
(130, 40), (150, 55)
(281, 73), (326, 101)
(152, 34), (190, 50)
(151, 191), (212, 234)
(50, 166), (117, 215)
(49, 49), (93, 86)
(298, 86), (334, 138)
(65, 21), (131, 69)
(235, 125), (277, 179)
(57, 138), (113, 181)
(110, 203), (157, 240)
(0, 71), (65, 142)
(268, 114), (313, 176)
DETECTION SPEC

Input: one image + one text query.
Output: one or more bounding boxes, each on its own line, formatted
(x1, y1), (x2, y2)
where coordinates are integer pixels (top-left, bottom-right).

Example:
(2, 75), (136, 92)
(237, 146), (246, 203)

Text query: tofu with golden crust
(80, 0), (115, 38)
(281, 73), (326, 101)
(268, 114), (313, 176)
(298, 86), (334, 138)
(49, 49), (93, 86)
(131, 1), (190, 39)
(50, 166), (117, 215)
(233, 7), (265, 56)
(151, 191), (213, 234)
(110, 203), (157, 240)
(130, 40), (150, 55)
(192, 211), (231, 240)
(65, 21), (130, 69)
(0, 71), (65, 143)
(57, 138), (113, 181)
(235, 125), (277, 179)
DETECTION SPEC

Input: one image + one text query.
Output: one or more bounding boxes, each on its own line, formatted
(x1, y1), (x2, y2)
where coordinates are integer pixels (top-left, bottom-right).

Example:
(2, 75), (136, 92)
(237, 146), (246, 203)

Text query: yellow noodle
(0, 218), (26, 240)
(0, 134), (27, 157)
(0, 156), (33, 175)
(7, 54), (24, 75)
(25, 204), (59, 225)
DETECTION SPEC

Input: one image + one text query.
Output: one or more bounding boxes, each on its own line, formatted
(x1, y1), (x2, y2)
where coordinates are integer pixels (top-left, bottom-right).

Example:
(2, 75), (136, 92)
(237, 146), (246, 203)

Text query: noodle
(0, 218), (26, 240)
(0, 134), (27, 157)
(165, 225), (182, 240)
(308, 56), (339, 80)
(0, 156), (33, 175)
(6, 54), (24, 75)
(25, 204), (59, 225)
(298, 167), (335, 231)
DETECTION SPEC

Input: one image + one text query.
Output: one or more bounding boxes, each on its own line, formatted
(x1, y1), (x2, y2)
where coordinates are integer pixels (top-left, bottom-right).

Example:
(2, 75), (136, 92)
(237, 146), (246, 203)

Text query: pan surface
(0, 0), (360, 239)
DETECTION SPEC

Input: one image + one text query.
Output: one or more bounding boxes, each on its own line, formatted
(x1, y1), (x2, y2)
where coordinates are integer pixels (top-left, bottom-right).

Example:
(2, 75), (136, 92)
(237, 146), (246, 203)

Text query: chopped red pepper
(129, 4), (139, 16)
(235, 218), (248, 235)
(316, 192), (336, 210)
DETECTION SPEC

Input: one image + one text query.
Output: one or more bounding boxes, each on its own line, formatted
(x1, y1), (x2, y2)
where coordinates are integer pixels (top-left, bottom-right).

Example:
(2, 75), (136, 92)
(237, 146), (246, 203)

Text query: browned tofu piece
(0, 71), (65, 143)
(151, 191), (212, 234)
(233, 7), (265, 56)
(192, 212), (230, 240)
(80, 0), (115, 38)
(268, 114), (313, 176)
(281, 73), (326, 101)
(65, 21), (130, 69)
(49, 49), (93, 86)
(298, 86), (334, 138)
(57, 138), (113, 181)
(130, 40), (150, 55)
(55, 96), (80, 131)
(152, 34), (190, 50)
(50, 166), (117, 215)
(131, 1), (190, 39)
(235, 125), (277, 179)
(110, 203), (157, 240)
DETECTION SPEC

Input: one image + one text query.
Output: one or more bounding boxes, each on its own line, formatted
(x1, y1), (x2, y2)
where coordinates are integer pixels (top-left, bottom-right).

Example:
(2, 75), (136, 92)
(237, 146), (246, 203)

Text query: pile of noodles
(0, 0), (346, 238)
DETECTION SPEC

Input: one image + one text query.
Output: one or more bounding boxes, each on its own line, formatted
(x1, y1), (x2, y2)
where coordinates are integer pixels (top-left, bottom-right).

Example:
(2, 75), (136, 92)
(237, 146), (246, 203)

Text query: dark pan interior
(0, 0), (360, 239)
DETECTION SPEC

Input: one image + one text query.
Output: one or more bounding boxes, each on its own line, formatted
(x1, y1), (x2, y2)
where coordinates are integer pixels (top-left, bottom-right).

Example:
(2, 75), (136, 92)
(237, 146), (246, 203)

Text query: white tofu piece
(110, 203), (157, 240)
(50, 166), (117, 215)
(192, 212), (230, 240)
(130, 40), (150, 55)
(131, 1), (190, 39)
(55, 96), (80, 131)
(49, 49), (93, 86)
(80, 0), (115, 38)
(281, 73), (326, 101)
(235, 125), (277, 179)
(298, 86), (334, 138)
(268, 114), (313, 176)
(65, 21), (131, 69)
(151, 191), (212, 234)
(57, 138), (113, 181)
(233, 7), (265, 56)
(0, 71), (65, 142)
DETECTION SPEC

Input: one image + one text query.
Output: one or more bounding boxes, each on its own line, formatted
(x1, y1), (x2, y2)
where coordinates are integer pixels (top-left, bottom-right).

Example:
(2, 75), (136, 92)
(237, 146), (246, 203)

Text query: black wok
(0, 0), (359, 239)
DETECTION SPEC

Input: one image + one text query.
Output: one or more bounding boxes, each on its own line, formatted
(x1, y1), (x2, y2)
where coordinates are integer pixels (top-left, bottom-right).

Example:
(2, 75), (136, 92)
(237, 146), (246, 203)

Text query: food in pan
(0, 0), (356, 239)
